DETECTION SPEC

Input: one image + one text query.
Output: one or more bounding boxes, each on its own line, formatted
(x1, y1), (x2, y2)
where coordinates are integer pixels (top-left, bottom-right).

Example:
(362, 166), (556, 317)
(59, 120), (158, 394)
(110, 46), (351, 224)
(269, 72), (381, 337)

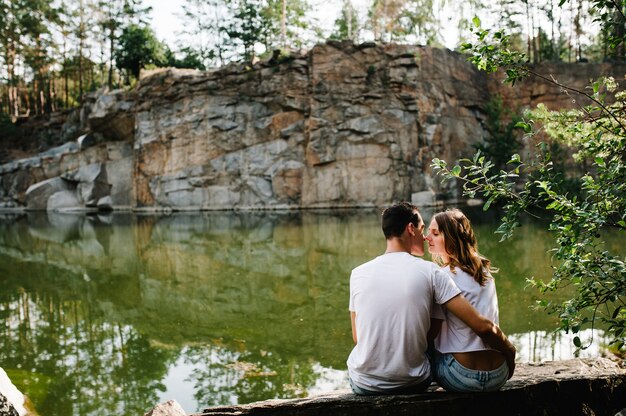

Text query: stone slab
(194, 358), (626, 416)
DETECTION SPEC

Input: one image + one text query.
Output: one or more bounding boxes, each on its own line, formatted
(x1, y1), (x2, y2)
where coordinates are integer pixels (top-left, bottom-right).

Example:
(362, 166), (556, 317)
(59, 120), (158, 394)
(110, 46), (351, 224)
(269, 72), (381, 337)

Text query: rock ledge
(186, 358), (626, 416)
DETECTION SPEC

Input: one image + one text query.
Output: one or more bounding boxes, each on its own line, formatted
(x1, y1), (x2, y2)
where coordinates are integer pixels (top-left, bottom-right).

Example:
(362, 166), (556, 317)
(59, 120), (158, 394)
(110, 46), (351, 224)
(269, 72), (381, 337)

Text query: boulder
(144, 400), (187, 416)
(89, 89), (135, 142)
(77, 133), (97, 150)
(0, 393), (19, 416)
(25, 177), (72, 210)
(47, 189), (82, 211)
(62, 163), (111, 207)
(97, 196), (114, 211)
(0, 367), (26, 416)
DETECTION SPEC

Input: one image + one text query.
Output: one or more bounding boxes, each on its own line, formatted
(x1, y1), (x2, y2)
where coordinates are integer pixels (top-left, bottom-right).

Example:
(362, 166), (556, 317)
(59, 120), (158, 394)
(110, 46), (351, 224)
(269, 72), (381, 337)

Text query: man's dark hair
(381, 202), (422, 239)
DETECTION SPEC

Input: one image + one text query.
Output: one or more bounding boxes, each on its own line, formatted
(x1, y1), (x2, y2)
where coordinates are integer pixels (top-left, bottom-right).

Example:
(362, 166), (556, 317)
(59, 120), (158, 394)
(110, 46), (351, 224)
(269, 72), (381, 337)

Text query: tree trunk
(4, 42), (19, 117)
(109, 25), (115, 88)
(281, 0), (286, 48)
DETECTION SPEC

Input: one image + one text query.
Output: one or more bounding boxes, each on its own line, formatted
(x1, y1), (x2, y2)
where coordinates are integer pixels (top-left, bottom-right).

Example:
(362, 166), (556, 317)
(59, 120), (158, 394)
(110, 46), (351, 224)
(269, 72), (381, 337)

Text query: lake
(0, 207), (619, 415)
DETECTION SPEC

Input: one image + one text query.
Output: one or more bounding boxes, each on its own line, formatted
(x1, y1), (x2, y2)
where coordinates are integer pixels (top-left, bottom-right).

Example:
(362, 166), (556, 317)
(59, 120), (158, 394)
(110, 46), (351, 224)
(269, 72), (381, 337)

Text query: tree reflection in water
(0, 209), (621, 415)
(0, 288), (177, 416)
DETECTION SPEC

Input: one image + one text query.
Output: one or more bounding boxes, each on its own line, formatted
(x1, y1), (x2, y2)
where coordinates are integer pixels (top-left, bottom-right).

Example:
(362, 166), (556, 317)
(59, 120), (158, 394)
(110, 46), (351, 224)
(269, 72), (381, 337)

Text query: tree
(72, 0), (90, 103)
(476, 96), (524, 172)
(0, 0), (22, 116)
(262, 0), (311, 50)
(224, 0), (272, 62)
(98, 0), (125, 89)
(97, 0), (152, 88)
(114, 24), (166, 82)
(367, 0), (442, 44)
(164, 46), (206, 70)
(180, 0), (230, 67)
(594, 0), (626, 60)
(330, 0), (360, 41)
(433, 16), (626, 355)
(368, 0), (401, 42)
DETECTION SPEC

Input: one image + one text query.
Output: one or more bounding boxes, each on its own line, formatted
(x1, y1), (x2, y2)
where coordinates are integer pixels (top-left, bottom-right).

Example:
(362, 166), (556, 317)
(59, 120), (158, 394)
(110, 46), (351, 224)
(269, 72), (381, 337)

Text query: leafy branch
(437, 16), (626, 356)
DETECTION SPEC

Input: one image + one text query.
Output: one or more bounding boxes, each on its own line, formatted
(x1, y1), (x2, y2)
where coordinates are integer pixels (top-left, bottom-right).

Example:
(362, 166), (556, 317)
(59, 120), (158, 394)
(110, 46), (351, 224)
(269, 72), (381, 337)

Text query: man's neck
(385, 238), (410, 254)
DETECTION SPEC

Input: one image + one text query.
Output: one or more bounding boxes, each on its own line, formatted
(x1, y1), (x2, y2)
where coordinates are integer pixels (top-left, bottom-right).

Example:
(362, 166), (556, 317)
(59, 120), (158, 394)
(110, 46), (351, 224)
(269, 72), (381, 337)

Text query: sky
(143, 0), (458, 51)
(145, 0), (347, 46)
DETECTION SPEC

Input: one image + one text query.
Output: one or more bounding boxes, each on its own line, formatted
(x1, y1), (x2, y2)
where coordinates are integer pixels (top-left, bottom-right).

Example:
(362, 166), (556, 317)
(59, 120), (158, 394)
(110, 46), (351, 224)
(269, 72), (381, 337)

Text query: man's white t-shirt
(435, 266), (500, 353)
(347, 252), (461, 392)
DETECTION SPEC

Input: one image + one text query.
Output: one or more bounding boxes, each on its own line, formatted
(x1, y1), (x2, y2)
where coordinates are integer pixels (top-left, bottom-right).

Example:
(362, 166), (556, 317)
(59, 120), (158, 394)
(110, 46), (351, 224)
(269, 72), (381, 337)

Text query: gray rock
(0, 392), (19, 416)
(97, 195), (113, 211)
(77, 133), (97, 150)
(25, 177), (72, 211)
(39, 142), (78, 159)
(4, 46), (626, 211)
(412, 190), (437, 207)
(63, 163), (111, 207)
(89, 89), (135, 141)
(144, 400), (187, 416)
(47, 189), (82, 211)
(106, 157), (132, 207)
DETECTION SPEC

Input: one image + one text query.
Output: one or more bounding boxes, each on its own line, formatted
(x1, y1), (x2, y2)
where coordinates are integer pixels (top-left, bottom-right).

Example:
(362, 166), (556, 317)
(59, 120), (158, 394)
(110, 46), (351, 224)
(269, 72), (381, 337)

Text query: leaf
(472, 16), (481, 28)
(594, 157), (605, 168)
(508, 154), (521, 164)
(451, 165), (462, 177)
(573, 336), (582, 348)
(514, 121), (531, 133)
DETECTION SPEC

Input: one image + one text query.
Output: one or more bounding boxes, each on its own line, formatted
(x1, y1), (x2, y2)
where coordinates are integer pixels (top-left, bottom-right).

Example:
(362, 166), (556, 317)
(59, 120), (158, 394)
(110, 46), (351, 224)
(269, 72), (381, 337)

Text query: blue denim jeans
(434, 352), (509, 393)
(349, 375), (432, 396)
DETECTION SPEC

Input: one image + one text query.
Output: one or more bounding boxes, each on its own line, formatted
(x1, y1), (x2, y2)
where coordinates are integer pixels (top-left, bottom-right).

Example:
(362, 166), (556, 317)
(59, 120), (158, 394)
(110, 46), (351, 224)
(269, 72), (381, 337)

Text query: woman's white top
(435, 265), (500, 353)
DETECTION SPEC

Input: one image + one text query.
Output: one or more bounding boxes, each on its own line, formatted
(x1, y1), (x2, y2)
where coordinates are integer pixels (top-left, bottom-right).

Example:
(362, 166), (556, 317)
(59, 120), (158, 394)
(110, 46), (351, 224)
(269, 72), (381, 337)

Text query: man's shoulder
(408, 256), (439, 272)
(351, 254), (440, 276)
(351, 255), (381, 274)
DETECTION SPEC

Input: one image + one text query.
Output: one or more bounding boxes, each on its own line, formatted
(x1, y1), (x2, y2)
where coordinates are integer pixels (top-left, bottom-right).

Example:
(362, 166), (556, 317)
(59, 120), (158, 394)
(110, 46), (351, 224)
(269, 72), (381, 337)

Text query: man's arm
(350, 311), (357, 344)
(444, 294), (517, 379)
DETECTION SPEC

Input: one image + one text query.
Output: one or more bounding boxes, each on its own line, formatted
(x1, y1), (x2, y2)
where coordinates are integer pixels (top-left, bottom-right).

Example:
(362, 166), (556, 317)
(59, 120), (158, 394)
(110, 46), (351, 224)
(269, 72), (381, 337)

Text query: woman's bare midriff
(452, 350), (505, 371)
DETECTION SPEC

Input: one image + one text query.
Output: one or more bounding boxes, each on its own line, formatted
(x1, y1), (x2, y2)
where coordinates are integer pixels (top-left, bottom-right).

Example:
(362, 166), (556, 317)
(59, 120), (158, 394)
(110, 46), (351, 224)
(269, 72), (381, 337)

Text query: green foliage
(165, 47), (206, 70)
(0, 112), (16, 136)
(223, 0), (272, 62)
(568, 0), (626, 60)
(367, 0), (441, 44)
(436, 16), (626, 355)
(477, 96), (524, 172)
(114, 24), (167, 80)
(461, 17), (530, 85)
(330, 0), (360, 41)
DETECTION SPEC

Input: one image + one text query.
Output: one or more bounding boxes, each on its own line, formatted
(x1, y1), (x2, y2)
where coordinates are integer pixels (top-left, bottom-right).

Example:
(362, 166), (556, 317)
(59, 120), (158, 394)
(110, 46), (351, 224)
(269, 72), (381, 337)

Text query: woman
(425, 208), (509, 392)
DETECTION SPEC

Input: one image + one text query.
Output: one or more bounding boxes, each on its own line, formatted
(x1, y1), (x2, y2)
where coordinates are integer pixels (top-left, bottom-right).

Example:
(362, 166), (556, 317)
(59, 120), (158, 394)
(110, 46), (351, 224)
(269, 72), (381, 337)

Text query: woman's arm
(350, 311), (357, 344)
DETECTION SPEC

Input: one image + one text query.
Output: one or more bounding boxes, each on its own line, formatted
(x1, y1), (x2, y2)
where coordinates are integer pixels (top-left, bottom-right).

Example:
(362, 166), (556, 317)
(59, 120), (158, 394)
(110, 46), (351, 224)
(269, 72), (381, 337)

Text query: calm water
(0, 207), (621, 415)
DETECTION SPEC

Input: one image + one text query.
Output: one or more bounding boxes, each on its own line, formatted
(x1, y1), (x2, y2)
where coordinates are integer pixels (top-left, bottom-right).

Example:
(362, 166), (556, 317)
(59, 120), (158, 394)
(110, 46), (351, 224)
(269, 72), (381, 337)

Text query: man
(347, 202), (516, 395)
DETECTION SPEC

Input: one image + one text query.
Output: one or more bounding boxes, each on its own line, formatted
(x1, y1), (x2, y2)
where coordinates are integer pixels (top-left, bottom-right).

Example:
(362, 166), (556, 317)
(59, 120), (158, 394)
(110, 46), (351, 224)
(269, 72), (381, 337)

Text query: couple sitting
(347, 202), (516, 395)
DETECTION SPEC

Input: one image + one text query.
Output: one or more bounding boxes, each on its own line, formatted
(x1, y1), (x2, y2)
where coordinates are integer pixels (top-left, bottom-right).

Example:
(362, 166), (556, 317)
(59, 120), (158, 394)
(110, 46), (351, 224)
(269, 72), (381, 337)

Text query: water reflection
(510, 329), (611, 363)
(0, 209), (621, 415)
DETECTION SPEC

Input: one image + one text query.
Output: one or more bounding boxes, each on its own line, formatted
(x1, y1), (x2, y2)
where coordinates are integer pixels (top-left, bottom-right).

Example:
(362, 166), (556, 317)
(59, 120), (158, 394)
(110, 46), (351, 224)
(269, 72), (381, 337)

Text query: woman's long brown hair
(432, 209), (496, 286)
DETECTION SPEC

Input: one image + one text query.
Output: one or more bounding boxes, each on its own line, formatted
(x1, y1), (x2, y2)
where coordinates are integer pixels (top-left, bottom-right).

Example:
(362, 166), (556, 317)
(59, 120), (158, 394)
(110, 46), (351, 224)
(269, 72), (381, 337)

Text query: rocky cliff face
(1, 41), (625, 211)
(131, 42), (490, 210)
